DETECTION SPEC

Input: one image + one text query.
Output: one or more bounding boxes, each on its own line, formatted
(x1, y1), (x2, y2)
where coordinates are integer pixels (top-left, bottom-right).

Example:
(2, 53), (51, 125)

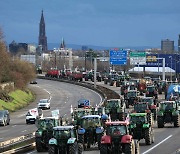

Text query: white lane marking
(27, 150), (36, 154)
(11, 125), (17, 128)
(43, 88), (51, 95)
(22, 130), (27, 133)
(142, 135), (172, 154)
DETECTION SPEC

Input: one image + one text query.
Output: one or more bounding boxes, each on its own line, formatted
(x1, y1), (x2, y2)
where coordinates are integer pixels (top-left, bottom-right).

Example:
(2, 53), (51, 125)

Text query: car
(78, 99), (90, 108)
(38, 99), (50, 109)
(26, 108), (43, 124)
(30, 80), (37, 84)
(0, 110), (10, 126)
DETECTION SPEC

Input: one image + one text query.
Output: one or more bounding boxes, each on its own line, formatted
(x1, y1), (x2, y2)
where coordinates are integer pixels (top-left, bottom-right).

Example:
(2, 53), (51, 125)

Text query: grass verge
(0, 89), (35, 111)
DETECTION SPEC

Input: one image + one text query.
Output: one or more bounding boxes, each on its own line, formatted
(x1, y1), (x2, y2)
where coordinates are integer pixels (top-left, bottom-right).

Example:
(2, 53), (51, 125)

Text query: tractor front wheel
(48, 145), (58, 154)
(124, 142), (134, 154)
(157, 116), (164, 128)
(100, 144), (108, 154)
(145, 128), (152, 145)
(134, 140), (140, 154)
(174, 115), (180, 127)
(78, 143), (83, 154)
(36, 137), (45, 152)
(69, 142), (78, 154)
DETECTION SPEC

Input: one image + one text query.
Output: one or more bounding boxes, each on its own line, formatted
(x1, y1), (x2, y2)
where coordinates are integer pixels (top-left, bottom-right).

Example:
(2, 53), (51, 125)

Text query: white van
(26, 108), (43, 124)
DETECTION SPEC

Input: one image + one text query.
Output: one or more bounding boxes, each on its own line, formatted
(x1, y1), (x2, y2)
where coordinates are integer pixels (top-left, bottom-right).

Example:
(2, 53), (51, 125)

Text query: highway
(26, 80), (180, 154)
(0, 79), (102, 142)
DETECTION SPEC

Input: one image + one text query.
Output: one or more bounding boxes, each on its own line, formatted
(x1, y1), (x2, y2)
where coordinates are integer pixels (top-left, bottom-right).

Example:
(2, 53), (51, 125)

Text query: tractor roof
(53, 126), (74, 131)
(142, 97), (153, 99)
(160, 101), (176, 104)
(105, 121), (129, 126)
(82, 115), (101, 119)
(128, 90), (137, 92)
(130, 113), (147, 116)
(107, 99), (121, 102)
(74, 108), (91, 112)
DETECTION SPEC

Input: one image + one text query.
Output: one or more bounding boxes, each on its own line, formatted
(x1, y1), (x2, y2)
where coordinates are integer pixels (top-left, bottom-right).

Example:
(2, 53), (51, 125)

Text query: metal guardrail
(0, 76), (120, 153)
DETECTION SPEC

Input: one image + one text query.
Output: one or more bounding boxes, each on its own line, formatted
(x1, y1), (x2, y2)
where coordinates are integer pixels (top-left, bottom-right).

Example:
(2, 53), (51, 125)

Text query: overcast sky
(0, 0), (180, 47)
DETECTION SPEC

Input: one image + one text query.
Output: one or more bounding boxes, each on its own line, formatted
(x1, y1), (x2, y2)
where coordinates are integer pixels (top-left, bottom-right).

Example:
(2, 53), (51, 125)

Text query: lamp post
(169, 56), (172, 82)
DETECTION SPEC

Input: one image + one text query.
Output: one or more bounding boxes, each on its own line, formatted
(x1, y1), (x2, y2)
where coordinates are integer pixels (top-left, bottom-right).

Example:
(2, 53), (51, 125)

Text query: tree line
(0, 28), (36, 89)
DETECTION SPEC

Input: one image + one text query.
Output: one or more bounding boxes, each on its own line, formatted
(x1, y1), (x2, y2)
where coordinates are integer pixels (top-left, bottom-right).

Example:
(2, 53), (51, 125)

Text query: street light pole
(170, 56), (172, 82)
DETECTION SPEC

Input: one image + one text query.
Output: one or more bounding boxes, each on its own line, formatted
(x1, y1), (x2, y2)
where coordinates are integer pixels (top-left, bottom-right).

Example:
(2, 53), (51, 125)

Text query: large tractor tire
(147, 113), (153, 125)
(157, 116), (164, 128)
(124, 142), (134, 154)
(78, 143), (83, 154)
(174, 115), (180, 127)
(69, 142), (78, 154)
(78, 134), (84, 144)
(134, 140), (140, 154)
(145, 128), (152, 145)
(36, 137), (45, 152)
(100, 144), (108, 154)
(97, 134), (102, 149)
(48, 145), (58, 154)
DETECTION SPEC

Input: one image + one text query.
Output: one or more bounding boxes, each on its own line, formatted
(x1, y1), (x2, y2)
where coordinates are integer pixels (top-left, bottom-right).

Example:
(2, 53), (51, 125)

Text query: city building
(38, 10), (47, 52)
(161, 39), (174, 53)
(9, 41), (28, 55)
(178, 35), (180, 52)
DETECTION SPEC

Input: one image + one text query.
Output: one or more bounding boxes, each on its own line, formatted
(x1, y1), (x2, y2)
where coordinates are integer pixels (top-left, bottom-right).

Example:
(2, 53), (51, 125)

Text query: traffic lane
(0, 79), (102, 142)
(0, 85), (50, 141)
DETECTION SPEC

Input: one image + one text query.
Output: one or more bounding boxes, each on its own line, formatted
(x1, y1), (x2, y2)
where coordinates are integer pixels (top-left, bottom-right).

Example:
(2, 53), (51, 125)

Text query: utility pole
(94, 57), (97, 88)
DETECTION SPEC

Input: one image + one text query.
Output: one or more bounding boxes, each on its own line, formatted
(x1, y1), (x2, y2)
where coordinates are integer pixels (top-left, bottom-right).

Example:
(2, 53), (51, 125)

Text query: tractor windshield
(38, 119), (54, 129)
(107, 101), (119, 108)
(134, 104), (148, 112)
(130, 116), (146, 123)
(107, 125), (126, 136)
(127, 92), (136, 98)
(147, 87), (155, 92)
(82, 117), (101, 129)
(160, 103), (175, 111)
(141, 98), (153, 105)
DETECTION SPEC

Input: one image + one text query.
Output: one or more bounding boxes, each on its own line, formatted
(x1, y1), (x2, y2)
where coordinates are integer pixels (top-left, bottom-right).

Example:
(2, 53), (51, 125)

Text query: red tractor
(100, 121), (139, 154)
(45, 69), (60, 78)
(70, 72), (83, 81)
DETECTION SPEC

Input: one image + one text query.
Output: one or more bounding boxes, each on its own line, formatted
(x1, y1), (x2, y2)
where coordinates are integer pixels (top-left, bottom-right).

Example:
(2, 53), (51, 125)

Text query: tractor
(71, 108), (92, 126)
(157, 101), (180, 128)
(125, 90), (139, 108)
(129, 113), (155, 145)
(132, 103), (154, 125)
(140, 97), (158, 120)
(146, 85), (158, 100)
(105, 99), (126, 121)
(78, 115), (104, 150)
(100, 121), (139, 154)
(48, 126), (83, 154)
(35, 117), (60, 152)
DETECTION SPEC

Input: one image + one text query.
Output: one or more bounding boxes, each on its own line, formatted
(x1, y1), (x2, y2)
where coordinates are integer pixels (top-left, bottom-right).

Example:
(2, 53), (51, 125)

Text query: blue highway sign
(110, 50), (127, 65)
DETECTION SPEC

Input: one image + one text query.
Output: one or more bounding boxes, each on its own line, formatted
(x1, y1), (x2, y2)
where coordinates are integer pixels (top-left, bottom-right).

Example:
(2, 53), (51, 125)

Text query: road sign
(130, 52), (146, 65)
(109, 50), (127, 65)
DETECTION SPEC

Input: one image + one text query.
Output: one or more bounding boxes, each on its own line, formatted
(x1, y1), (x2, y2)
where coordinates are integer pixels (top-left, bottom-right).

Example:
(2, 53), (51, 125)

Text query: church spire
(38, 10), (47, 52)
(60, 37), (66, 49)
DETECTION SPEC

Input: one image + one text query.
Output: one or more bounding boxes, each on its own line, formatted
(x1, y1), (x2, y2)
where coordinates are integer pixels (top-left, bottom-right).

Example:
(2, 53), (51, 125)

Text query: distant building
(28, 44), (36, 53)
(9, 41), (28, 55)
(38, 10), (47, 52)
(161, 39), (174, 53)
(60, 38), (66, 49)
(82, 46), (88, 51)
(178, 35), (180, 52)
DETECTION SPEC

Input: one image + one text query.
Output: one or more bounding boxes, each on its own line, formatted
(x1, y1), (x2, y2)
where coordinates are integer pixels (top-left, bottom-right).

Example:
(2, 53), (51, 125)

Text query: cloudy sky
(0, 0), (180, 47)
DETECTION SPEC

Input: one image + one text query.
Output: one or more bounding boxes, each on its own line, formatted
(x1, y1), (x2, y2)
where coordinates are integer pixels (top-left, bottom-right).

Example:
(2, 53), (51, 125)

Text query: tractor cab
(81, 115), (102, 129)
(133, 102), (150, 113)
(159, 101), (176, 111)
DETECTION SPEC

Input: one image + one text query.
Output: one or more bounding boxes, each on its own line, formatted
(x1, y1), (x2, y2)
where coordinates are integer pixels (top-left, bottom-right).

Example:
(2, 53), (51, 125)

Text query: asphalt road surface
(0, 79), (102, 142)
(27, 80), (180, 154)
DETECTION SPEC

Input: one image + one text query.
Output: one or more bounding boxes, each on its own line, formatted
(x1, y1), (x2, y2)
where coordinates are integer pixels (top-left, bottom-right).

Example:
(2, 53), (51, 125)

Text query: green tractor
(125, 90), (139, 108)
(133, 102), (154, 125)
(35, 117), (60, 152)
(105, 99), (126, 121)
(129, 113), (155, 145)
(71, 108), (92, 126)
(48, 126), (83, 154)
(78, 115), (104, 150)
(157, 101), (180, 128)
(100, 121), (139, 154)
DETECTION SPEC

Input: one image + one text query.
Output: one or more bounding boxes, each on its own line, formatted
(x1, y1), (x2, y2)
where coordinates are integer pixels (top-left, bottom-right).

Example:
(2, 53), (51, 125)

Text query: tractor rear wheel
(69, 142), (78, 154)
(36, 137), (45, 152)
(48, 145), (58, 154)
(174, 115), (180, 127)
(100, 144), (108, 154)
(124, 142), (133, 154)
(147, 113), (153, 125)
(78, 143), (83, 154)
(145, 128), (152, 145)
(157, 116), (164, 128)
